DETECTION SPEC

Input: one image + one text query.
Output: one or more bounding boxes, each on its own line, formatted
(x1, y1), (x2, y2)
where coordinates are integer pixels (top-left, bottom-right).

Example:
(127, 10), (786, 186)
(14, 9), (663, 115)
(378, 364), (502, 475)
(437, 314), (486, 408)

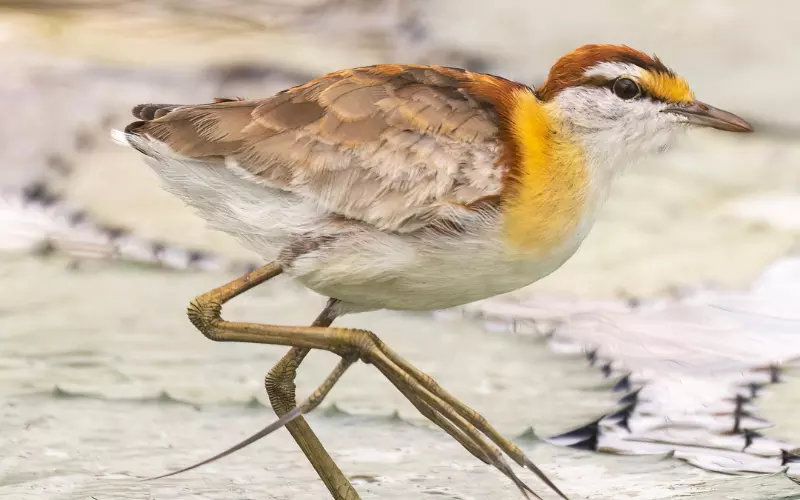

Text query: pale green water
(2, 257), (799, 499)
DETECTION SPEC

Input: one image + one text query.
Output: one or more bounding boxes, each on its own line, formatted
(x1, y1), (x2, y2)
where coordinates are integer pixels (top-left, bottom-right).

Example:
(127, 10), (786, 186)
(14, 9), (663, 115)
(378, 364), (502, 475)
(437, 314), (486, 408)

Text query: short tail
(110, 98), (252, 158)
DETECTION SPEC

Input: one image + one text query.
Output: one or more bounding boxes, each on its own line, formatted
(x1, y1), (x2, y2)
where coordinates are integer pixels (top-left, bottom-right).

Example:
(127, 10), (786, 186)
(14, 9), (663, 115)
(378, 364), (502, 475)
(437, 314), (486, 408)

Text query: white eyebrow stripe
(583, 62), (644, 80)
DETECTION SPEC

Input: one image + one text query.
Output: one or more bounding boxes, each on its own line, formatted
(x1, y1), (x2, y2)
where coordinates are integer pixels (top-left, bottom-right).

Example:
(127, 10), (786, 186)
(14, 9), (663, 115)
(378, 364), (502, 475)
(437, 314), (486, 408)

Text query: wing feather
(126, 65), (526, 232)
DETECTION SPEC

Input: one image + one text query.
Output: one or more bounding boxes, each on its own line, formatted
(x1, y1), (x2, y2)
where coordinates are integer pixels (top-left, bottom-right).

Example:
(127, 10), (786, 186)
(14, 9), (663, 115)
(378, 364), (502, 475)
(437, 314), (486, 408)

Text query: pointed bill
(663, 101), (753, 132)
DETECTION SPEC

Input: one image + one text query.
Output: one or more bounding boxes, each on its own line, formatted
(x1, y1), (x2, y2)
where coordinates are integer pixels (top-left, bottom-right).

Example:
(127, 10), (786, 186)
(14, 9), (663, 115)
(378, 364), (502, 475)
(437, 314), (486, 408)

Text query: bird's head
(536, 44), (752, 171)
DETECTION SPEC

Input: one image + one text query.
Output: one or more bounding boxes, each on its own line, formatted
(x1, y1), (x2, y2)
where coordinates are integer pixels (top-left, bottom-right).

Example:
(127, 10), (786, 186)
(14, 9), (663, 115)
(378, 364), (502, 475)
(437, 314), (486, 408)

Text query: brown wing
(126, 65), (526, 232)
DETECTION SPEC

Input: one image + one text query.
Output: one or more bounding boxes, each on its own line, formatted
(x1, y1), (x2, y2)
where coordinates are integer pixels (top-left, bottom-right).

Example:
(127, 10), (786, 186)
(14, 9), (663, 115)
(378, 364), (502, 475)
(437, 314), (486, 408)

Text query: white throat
(550, 86), (685, 182)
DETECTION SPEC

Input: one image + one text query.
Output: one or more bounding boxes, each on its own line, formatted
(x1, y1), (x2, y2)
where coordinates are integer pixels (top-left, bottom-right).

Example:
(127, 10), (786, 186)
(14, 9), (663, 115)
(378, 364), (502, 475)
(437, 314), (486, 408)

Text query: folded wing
(126, 65), (524, 232)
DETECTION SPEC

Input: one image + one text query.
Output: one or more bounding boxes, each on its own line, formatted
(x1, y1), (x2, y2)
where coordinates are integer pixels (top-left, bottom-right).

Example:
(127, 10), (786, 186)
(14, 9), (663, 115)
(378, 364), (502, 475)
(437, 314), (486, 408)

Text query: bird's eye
(612, 77), (641, 100)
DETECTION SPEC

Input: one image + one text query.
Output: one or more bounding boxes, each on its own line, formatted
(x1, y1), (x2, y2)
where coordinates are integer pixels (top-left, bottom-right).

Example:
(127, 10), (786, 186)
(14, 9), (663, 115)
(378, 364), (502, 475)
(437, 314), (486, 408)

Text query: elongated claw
(521, 456), (569, 500)
(371, 338), (570, 499)
(146, 356), (355, 481)
(144, 405), (306, 481)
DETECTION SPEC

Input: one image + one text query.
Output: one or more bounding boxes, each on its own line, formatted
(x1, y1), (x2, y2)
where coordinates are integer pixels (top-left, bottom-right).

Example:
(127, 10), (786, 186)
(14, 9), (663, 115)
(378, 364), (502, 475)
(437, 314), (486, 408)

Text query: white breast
(288, 219), (591, 312)
(122, 133), (609, 313)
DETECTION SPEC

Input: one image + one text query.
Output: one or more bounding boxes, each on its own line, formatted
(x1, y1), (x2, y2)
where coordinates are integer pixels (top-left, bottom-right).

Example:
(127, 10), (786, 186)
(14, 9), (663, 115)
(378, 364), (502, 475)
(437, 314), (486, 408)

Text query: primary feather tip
(110, 128), (131, 147)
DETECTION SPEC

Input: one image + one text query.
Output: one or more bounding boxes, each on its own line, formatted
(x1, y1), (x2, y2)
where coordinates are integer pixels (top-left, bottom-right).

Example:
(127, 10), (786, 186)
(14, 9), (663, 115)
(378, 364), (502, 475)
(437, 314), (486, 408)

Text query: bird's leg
(184, 267), (569, 500)
(264, 302), (363, 500)
(179, 263), (362, 500)
(264, 347), (361, 500)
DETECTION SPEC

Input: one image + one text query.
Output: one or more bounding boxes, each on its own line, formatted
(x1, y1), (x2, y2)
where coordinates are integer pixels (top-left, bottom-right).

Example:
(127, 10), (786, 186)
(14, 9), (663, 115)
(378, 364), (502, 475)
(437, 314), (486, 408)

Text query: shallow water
(4, 397), (800, 500)
(2, 256), (799, 499)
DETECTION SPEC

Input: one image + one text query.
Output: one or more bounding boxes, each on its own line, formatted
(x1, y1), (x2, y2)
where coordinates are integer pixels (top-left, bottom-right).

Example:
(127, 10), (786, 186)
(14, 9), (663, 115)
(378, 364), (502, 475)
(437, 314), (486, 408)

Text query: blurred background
(1, 1), (799, 499)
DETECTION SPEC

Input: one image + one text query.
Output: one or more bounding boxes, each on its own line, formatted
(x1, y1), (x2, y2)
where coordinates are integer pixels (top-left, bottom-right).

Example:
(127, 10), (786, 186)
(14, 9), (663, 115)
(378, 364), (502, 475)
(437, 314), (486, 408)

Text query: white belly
(136, 150), (594, 312)
(288, 227), (586, 311)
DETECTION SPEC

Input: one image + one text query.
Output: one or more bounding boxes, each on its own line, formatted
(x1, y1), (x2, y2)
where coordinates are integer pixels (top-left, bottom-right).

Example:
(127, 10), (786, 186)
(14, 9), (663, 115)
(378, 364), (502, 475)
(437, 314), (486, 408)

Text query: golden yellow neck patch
(502, 88), (589, 255)
(641, 71), (695, 104)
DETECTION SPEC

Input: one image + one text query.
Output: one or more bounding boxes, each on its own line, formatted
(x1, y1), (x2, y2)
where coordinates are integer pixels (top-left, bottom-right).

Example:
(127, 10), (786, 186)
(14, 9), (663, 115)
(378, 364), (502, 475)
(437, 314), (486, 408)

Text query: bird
(114, 43), (753, 500)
